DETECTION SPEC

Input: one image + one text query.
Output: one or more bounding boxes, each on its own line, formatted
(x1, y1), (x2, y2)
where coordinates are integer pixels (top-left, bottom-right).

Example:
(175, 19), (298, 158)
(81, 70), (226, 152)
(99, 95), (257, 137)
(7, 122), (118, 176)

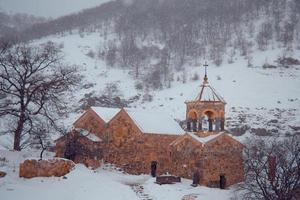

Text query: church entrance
(192, 171), (200, 187)
(151, 161), (157, 177)
(220, 174), (226, 189)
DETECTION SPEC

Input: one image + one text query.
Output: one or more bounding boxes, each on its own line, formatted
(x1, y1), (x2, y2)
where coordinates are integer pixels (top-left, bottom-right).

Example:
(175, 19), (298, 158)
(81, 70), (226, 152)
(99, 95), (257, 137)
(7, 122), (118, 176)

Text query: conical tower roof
(195, 77), (225, 103)
(187, 62), (226, 103)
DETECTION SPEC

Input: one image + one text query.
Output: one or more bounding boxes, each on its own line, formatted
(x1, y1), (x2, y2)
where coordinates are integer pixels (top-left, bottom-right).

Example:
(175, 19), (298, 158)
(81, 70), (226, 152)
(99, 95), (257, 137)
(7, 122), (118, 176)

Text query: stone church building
(55, 73), (244, 188)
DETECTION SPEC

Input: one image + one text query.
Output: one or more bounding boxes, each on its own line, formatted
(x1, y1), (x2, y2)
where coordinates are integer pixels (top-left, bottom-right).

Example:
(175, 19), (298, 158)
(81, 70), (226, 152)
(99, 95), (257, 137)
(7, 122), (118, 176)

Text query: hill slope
(33, 30), (300, 140)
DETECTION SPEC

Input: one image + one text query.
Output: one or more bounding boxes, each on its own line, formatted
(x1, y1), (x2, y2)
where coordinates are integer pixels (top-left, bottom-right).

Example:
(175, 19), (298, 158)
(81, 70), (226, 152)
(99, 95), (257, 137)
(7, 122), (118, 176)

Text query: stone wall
(170, 135), (204, 179)
(186, 101), (225, 120)
(19, 159), (75, 178)
(201, 134), (244, 187)
(105, 109), (179, 175)
(73, 108), (107, 139)
(55, 130), (103, 169)
(170, 134), (244, 188)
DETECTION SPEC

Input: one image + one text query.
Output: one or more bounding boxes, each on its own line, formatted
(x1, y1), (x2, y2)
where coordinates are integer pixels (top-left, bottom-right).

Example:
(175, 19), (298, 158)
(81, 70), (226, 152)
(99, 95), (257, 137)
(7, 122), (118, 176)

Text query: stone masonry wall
(201, 135), (244, 187)
(186, 101), (225, 119)
(55, 131), (103, 169)
(170, 134), (244, 188)
(73, 108), (107, 139)
(105, 110), (179, 175)
(170, 135), (204, 179)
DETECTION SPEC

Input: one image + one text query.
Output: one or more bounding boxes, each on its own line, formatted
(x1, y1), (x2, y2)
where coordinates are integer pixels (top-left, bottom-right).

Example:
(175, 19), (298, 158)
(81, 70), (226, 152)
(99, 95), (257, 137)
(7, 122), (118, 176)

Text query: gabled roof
(54, 129), (102, 143)
(87, 106), (184, 136)
(185, 132), (244, 147)
(124, 108), (185, 136)
(91, 107), (121, 123)
(171, 132), (242, 147)
(187, 132), (225, 145)
(75, 128), (102, 142)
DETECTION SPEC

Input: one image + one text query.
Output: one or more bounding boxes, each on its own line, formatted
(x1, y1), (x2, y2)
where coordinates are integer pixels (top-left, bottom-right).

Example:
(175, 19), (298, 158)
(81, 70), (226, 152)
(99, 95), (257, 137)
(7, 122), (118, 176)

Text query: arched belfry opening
(187, 110), (198, 132)
(202, 110), (215, 132)
(185, 62), (226, 135)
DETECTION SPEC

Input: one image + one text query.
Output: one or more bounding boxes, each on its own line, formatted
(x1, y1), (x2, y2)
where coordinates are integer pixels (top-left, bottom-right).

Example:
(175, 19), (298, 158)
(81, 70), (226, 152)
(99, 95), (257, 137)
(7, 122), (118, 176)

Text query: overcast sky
(0, 0), (111, 18)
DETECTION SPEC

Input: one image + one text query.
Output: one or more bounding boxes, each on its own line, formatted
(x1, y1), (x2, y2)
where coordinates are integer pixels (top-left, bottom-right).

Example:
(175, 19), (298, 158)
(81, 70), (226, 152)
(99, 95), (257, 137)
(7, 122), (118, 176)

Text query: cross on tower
(203, 62), (208, 83)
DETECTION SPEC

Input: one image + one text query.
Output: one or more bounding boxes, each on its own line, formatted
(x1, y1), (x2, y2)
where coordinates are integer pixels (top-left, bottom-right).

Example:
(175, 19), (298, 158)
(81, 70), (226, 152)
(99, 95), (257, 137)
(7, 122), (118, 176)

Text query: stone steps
(181, 193), (199, 200)
(130, 184), (153, 200)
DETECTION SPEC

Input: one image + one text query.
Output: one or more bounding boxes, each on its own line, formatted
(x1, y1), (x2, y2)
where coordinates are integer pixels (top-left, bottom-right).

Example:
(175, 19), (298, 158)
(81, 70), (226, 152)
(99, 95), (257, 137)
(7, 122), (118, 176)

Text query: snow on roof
(124, 108), (184, 135)
(187, 132), (225, 146)
(75, 128), (102, 142)
(91, 107), (121, 122)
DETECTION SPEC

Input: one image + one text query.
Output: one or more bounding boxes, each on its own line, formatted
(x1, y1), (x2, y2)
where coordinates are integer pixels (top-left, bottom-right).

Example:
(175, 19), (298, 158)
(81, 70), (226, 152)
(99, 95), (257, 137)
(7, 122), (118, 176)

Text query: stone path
(130, 184), (153, 200)
(181, 193), (199, 200)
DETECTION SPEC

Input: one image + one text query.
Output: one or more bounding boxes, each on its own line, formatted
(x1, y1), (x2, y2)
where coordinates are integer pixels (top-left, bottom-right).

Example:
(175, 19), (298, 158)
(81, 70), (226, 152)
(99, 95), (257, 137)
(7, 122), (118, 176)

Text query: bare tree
(0, 42), (81, 151)
(29, 117), (66, 160)
(241, 136), (300, 200)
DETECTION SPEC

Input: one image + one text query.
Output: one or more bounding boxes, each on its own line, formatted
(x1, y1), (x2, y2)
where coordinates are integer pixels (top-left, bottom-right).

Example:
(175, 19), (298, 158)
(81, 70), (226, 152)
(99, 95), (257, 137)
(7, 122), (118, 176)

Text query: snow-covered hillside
(0, 27), (299, 149)
(0, 0), (111, 18)
(29, 30), (300, 141)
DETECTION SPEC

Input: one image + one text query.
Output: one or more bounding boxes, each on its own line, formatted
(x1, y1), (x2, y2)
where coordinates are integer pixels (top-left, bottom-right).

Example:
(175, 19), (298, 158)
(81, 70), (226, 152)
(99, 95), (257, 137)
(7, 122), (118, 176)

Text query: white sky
(0, 0), (111, 18)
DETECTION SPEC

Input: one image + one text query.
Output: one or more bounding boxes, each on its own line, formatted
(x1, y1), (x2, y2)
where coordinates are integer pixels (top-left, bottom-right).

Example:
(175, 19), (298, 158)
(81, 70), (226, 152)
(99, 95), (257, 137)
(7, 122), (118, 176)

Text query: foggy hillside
(0, 0), (110, 18)
(1, 0), (299, 91)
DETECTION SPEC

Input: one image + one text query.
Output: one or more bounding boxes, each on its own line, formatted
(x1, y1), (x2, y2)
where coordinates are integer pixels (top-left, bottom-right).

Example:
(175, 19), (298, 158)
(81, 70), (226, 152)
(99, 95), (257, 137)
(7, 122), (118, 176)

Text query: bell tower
(185, 63), (226, 136)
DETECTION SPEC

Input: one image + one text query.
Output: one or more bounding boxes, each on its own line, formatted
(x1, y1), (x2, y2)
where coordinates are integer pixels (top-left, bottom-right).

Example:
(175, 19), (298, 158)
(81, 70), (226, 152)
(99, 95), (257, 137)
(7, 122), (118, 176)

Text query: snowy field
(0, 150), (238, 200)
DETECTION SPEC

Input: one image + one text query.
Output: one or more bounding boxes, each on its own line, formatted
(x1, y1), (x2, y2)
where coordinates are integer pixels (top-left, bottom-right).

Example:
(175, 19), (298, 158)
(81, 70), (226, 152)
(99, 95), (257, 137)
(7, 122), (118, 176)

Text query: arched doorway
(192, 171), (200, 187)
(220, 174), (226, 189)
(151, 161), (157, 177)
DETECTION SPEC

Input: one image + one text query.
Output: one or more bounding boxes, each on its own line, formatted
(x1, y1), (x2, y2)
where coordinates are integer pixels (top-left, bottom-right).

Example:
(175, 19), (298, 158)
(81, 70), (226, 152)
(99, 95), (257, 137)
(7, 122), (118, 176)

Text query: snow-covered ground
(0, 150), (238, 200)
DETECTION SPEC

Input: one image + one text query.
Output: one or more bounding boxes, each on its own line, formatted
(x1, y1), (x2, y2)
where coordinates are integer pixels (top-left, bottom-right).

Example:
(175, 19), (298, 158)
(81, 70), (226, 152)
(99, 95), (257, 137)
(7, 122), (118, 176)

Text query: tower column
(215, 118), (221, 131)
(187, 120), (191, 131)
(192, 120), (197, 132)
(221, 118), (225, 131)
(197, 117), (202, 131)
(208, 119), (213, 132)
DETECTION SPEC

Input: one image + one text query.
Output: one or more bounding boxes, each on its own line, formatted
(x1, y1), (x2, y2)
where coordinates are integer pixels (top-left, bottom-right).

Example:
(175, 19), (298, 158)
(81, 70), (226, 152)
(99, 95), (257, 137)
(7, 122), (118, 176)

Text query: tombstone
(151, 161), (157, 177)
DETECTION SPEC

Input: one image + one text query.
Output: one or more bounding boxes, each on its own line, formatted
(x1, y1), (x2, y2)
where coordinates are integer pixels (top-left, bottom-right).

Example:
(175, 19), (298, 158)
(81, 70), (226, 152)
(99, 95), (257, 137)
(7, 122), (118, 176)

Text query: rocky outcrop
(19, 158), (75, 178)
(0, 171), (6, 178)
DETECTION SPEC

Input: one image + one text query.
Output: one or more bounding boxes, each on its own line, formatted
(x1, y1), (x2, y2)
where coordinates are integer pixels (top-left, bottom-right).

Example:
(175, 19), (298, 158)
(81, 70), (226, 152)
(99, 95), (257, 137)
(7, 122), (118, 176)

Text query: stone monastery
(55, 72), (244, 188)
